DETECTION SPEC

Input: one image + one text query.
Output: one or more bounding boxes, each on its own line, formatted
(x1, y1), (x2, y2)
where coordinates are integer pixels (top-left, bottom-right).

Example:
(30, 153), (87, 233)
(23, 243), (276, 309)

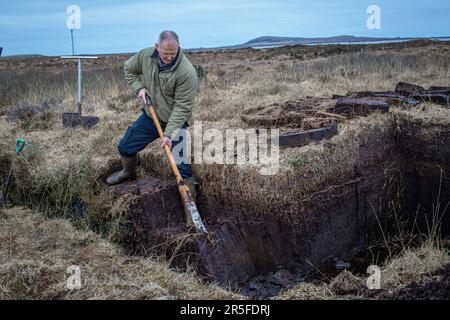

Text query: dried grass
(381, 241), (450, 289)
(0, 207), (239, 299)
(0, 41), (449, 299)
(276, 240), (449, 300)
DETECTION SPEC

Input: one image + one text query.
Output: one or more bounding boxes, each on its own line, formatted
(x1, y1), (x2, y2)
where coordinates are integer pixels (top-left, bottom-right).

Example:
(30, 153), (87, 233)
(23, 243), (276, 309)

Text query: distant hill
(0, 53), (44, 59)
(242, 35), (408, 47)
(189, 35), (450, 51)
(3, 35), (450, 57)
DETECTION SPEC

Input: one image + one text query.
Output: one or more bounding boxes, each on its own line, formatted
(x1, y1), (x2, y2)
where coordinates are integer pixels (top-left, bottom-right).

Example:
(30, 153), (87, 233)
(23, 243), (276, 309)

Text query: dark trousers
(118, 109), (191, 179)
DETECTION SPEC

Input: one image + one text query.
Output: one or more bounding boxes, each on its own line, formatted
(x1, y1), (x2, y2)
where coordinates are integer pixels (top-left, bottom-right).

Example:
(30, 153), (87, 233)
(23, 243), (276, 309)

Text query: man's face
(155, 40), (179, 64)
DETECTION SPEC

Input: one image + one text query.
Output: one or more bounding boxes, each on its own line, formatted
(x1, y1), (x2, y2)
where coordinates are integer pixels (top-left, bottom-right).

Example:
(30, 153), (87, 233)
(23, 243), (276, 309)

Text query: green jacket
(123, 46), (198, 139)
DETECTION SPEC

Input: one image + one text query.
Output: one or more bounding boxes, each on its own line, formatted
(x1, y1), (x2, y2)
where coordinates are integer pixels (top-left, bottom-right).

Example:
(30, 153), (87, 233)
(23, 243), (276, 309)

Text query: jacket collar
(151, 46), (183, 71)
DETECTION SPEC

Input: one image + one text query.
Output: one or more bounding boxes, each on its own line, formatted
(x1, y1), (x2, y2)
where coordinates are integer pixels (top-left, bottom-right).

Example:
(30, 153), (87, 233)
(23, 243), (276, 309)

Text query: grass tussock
(192, 113), (397, 224)
(276, 240), (449, 300)
(0, 207), (239, 299)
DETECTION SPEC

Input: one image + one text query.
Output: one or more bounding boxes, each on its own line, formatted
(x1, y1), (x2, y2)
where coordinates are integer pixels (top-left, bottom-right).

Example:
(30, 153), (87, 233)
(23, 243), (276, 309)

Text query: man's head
(155, 30), (179, 64)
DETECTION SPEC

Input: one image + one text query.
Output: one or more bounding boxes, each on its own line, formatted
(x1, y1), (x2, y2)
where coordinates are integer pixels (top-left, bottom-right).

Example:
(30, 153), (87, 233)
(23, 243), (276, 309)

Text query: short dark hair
(157, 30), (179, 44)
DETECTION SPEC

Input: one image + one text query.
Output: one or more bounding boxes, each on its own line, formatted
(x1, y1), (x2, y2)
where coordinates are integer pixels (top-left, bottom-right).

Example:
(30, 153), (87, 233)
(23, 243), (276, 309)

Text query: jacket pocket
(160, 75), (175, 97)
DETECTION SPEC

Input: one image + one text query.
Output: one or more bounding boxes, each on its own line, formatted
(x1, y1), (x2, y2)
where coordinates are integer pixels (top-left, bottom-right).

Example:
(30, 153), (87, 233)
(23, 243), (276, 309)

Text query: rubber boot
(106, 154), (137, 185)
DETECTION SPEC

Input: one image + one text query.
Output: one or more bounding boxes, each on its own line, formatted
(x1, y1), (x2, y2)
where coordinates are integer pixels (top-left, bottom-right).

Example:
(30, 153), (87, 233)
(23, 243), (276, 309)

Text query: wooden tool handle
(147, 105), (183, 183)
(145, 96), (208, 235)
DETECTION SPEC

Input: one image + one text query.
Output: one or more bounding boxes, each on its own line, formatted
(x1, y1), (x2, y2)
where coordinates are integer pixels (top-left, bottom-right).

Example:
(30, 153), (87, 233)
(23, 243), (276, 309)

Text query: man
(107, 30), (199, 199)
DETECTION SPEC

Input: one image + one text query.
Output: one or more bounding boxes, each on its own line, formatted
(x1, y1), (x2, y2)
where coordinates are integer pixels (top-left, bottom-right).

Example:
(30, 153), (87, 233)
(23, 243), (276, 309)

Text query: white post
(60, 55), (98, 117)
(77, 58), (82, 115)
(71, 29), (75, 55)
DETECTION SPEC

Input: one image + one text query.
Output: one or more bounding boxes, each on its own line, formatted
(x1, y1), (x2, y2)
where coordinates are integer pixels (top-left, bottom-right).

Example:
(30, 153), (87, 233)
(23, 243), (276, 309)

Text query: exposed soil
(111, 170), (397, 285)
(102, 111), (447, 299)
(241, 97), (337, 130)
(239, 240), (400, 299)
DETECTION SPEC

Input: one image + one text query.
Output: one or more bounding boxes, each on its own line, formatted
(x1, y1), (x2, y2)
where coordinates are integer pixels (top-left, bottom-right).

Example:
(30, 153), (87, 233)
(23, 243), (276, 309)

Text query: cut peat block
(278, 123), (338, 147)
(112, 177), (216, 278)
(395, 82), (450, 107)
(111, 176), (282, 283)
(395, 82), (426, 96)
(113, 177), (186, 229)
(331, 98), (390, 115)
(346, 91), (420, 107)
(411, 93), (450, 106)
(428, 86), (450, 95)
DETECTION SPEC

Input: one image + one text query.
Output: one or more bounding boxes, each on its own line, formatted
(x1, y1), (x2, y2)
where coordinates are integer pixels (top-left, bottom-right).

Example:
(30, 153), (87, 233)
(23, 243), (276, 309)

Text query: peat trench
(1, 83), (448, 299)
(100, 114), (450, 299)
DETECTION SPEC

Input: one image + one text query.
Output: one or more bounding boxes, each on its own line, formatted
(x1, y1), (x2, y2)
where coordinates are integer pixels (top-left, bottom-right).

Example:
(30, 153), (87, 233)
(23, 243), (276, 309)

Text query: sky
(1, 0), (449, 56)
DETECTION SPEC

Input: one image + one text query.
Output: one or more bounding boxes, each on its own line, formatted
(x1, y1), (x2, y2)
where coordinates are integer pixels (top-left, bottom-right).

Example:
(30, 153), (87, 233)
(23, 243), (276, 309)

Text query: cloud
(1, 0), (449, 55)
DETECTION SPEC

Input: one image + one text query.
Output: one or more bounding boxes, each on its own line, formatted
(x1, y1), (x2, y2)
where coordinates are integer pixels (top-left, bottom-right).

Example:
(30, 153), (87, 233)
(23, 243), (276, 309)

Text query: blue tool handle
(15, 138), (26, 155)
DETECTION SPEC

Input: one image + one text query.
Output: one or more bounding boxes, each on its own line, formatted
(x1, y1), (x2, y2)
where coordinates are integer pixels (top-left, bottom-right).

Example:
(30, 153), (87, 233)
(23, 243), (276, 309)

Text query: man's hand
(161, 136), (172, 149)
(137, 88), (150, 104)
